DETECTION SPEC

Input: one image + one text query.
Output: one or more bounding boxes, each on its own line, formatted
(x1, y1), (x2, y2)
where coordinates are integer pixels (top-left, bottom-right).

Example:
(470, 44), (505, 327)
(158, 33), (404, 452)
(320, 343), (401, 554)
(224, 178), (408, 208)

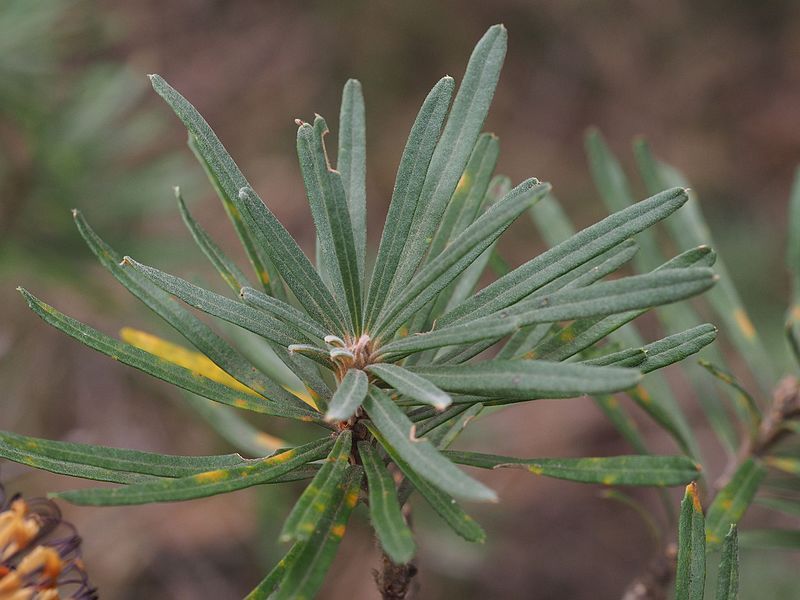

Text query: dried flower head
(0, 486), (96, 600)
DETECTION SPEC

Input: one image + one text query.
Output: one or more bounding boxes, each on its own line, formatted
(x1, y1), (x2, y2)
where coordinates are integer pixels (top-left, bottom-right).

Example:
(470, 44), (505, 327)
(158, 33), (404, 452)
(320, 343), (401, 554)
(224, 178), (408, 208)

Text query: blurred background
(1, 1), (799, 598)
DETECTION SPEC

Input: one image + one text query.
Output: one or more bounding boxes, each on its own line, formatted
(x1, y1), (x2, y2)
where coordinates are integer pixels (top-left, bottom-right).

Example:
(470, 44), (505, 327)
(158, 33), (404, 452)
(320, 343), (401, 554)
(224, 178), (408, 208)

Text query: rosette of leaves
(6, 26), (723, 598)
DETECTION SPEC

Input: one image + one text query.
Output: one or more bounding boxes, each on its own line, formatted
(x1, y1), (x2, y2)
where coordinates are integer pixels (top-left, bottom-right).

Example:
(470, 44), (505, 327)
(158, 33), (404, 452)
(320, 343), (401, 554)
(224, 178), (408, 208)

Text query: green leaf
(56, 437), (334, 506)
(359, 441), (416, 564)
(440, 187), (689, 327)
(445, 452), (699, 486)
(0, 430), (249, 482)
(271, 466), (363, 600)
(364, 76), (455, 327)
(765, 456), (800, 476)
(738, 529), (800, 550)
(633, 139), (776, 396)
(637, 324), (718, 373)
(524, 247), (714, 360)
(497, 239), (639, 360)
(524, 193), (707, 458)
(324, 369), (368, 422)
(592, 395), (648, 454)
(150, 75), (346, 330)
(122, 257), (301, 347)
(175, 187), (251, 294)
(181, 393), (295, 458)
(380, 267), (716, 358)
(755, 496), (800, 519)
(240, 286), (328, 342)
(428, 403), (484, 449)
(297, 116), (362, 331)
(675, 482), (706, 600)
(338, 79), (367, 281)
(386, 24), (507, 298)
(280, 430), (352, 542)
(426, 132), (500, 264)
(586, 128), (663, 273)
(238, 186), (348, 335)
(409, 360), (640, 399)
(699, 360), (761, 434)
(367, 363), (452, 410)
(413, 404), (470, 439)
(375, 178), (550, 337)
(368, 424), (485, 542)
(715, 524), (739, 600)
(245, 544), (298, 599)
(72, 210), (305, 413)
(705, 458), (767, 549)
(186, 134), (280, 297)
(362, 386), (497, 503)
(18, 288), (317, 422)
(581, 348), (646, 368)
(442, 175), (512, 314)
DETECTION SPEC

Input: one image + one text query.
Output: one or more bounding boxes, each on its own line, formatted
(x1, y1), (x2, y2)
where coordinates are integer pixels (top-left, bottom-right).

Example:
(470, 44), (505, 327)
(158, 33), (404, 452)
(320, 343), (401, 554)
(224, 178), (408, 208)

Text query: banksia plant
(7, 25), (732, 598)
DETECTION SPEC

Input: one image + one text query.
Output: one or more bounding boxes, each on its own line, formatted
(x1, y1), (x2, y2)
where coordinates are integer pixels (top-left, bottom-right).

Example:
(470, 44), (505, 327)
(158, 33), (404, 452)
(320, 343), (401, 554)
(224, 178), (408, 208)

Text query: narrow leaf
(410, 360), (640, 399)
(440, 187), (689, 327)
(271, 466), (363, 600)
(368, 424), (485, 542)
(19, 288), (317, 422)
(73, 211), (304, 412)
(325, 369), (368, 422)
(715, 524), (739, 600)
(175, 187), (251, 294)
(359, 441), (416, 564)
(297, 116), (361, 331)
(280, 430), (352, 542)
(238, 186), (347, 335)
(364, 76), (455, 326)
(362, 386), (497, 503)
(338, 79), (367, 280)
(240, 286), (328, 342)
(675, 482), (706, 600)
(0, 430), (247, 481)
(375, 179), (550, 337)
(637, 324), (718, 373)
(56, 437), (334, 506)
(122, 257), (299, 347)
(634, 140), (776, 395)
(380, 268), (716, 358)
(446, 452), (699, 486)
(705, 458), (767, 548)
(367, 363), (452, 411)
(387, 24), (507, 297)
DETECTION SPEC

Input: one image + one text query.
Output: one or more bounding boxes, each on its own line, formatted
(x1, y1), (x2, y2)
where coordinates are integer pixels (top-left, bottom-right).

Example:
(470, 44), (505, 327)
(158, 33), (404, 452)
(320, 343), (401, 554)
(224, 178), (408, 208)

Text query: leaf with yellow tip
(675, 481), (706, 600)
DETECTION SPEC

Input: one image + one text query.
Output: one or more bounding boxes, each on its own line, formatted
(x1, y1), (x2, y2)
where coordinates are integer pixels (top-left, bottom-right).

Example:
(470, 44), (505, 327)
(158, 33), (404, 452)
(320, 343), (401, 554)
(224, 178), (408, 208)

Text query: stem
(373, 549), (418, 600)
